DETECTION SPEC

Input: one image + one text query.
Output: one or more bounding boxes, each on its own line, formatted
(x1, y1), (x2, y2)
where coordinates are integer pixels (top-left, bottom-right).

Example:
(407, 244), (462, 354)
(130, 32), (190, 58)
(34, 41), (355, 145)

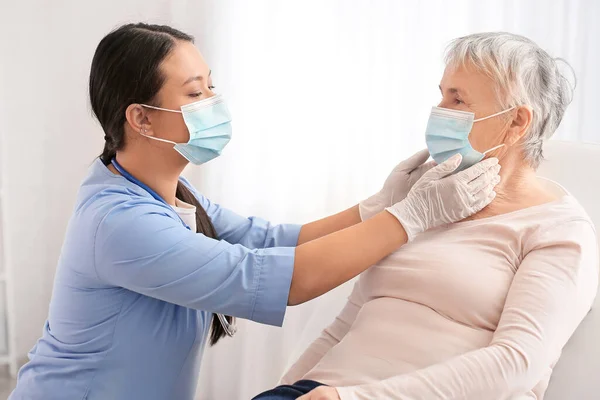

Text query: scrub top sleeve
(251, 246), (295, 326)
(93, 203), (294, 326)
(179, 177), (301, 248)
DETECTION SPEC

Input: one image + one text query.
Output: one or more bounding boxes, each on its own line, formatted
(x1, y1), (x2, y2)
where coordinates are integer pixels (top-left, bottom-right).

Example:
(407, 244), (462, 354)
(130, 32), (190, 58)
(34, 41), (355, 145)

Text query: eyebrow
(183, 70), (212, 86)
(439, 84), (467, 97)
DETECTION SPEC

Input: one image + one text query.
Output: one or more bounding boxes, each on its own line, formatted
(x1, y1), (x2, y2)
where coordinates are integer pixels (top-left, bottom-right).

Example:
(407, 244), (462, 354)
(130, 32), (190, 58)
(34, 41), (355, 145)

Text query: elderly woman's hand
(359, 149), (436, 220)
(297, 386), (341, 400)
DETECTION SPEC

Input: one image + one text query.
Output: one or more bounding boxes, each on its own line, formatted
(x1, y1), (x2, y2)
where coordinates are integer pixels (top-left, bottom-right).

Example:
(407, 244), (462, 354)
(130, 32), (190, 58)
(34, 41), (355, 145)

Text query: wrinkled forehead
(440, 62), (501, 104)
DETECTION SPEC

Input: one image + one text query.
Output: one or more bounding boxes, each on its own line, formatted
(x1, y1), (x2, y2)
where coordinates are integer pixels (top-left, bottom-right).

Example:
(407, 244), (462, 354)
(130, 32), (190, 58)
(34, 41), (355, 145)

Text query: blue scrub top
(10, 159), (300, 400)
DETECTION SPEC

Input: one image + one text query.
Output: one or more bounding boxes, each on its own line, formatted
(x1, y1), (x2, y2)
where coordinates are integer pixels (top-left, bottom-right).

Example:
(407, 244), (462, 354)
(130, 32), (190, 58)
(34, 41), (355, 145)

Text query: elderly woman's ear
(505, 105), (534, 146)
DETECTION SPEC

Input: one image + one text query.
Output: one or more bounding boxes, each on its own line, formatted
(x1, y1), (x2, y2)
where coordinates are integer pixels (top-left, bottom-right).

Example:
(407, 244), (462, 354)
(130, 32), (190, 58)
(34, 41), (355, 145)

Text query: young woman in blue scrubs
(9, 23), (500, 400)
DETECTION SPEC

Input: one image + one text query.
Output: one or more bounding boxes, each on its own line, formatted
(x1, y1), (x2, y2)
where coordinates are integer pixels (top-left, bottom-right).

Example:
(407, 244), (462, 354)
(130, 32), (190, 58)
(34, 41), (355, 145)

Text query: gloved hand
(386, 153), (501, 241)
(359, 149), (435, 221)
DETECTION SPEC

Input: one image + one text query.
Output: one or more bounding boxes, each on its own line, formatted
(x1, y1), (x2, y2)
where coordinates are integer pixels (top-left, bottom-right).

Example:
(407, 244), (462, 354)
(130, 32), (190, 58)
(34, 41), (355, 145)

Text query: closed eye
(439, 96), (464, 104)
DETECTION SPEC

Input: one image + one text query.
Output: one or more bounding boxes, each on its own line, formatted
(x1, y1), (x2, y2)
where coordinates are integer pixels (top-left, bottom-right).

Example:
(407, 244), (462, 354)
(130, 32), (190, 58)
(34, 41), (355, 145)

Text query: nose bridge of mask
(425, 108), (473, 172)
(179, 95), (232, 164)
(181, 96), (231, 136)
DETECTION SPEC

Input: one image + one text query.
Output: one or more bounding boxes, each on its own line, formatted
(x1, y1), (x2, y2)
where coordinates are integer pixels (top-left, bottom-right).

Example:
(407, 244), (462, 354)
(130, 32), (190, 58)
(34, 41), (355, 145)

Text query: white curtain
(190, 1), (600, 398)
(0, 0), (598, 398)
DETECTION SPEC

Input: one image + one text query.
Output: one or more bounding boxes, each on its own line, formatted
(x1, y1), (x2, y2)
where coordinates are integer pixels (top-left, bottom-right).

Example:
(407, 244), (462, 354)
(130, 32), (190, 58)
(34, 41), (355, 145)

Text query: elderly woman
(252, 32), (598, 400)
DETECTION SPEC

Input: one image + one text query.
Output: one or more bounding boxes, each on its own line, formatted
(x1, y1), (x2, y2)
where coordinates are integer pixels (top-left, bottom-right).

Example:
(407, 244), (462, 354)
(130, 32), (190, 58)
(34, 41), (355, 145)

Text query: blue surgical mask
(140, 94), (232, 165)
(425, 106), (514, 172)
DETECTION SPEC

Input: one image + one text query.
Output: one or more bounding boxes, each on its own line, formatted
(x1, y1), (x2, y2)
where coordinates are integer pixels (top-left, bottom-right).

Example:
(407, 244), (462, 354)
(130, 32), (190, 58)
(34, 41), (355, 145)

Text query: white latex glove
(359, 149), (436, 221)
(387, 153), (501, 241)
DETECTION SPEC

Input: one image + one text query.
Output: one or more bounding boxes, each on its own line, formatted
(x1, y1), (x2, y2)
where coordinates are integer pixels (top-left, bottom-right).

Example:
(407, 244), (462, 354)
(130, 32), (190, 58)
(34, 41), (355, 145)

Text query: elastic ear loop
(473, 106), (516, 122)
(483, 143), (505, 155)
(138, 127), (177, 145)
(138, 105), (181, 145)
(476, 106), (519, 155)
(140, 104), (183, 113)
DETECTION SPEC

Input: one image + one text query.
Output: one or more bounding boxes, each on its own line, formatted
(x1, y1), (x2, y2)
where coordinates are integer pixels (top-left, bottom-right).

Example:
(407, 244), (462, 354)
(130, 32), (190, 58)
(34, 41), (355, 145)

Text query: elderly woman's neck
(494, 165), (535, 202)
(468, 150), (556, 220)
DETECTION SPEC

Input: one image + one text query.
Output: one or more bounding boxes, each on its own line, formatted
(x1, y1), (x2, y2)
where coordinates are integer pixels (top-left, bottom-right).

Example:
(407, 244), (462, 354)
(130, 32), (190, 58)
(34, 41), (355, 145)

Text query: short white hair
(445, 32), (575, 169)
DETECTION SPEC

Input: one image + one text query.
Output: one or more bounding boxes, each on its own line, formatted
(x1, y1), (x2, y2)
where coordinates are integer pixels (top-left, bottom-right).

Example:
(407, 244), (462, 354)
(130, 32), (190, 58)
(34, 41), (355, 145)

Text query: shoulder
(522, 201), (598, 310)
(74, 159), (178, 230)
(526, 196), (596, 246)
(524, 197), (598, 278)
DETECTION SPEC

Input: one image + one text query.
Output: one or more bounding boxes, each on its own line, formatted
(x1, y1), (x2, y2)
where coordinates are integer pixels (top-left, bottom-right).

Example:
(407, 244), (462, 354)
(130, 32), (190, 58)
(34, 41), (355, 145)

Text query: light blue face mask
(425, 106), (514, 172)
(140, 94), (232, 165)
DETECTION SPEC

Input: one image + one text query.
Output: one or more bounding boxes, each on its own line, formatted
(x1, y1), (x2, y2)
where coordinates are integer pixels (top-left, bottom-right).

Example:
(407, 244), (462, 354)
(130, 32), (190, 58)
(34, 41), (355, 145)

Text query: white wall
(0, 0), (199, 359)
(189, 2), (600, 397)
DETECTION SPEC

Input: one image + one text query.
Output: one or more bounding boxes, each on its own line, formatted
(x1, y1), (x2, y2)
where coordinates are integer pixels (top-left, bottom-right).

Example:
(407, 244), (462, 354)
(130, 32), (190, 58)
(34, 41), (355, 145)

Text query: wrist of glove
(359, 191), (388, 221)
(386, 153), (501, 241)
(359, 149), (433, 221)
(386, 193), (427, 240)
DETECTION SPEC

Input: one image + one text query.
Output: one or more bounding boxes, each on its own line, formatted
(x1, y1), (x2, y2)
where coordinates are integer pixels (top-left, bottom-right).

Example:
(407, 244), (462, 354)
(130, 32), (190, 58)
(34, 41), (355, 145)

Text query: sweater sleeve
(336, 219), (599, 400)
(280, 277), (367, 384)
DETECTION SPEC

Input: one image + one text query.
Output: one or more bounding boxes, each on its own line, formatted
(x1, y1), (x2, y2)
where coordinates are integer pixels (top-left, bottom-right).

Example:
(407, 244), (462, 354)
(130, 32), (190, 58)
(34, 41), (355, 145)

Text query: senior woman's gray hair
(444, 32), (575, 169)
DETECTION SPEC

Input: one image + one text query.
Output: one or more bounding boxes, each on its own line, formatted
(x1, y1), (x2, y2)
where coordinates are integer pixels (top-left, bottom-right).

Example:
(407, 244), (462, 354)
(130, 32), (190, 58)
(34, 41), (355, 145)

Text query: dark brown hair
(89, 22), (233, 345)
